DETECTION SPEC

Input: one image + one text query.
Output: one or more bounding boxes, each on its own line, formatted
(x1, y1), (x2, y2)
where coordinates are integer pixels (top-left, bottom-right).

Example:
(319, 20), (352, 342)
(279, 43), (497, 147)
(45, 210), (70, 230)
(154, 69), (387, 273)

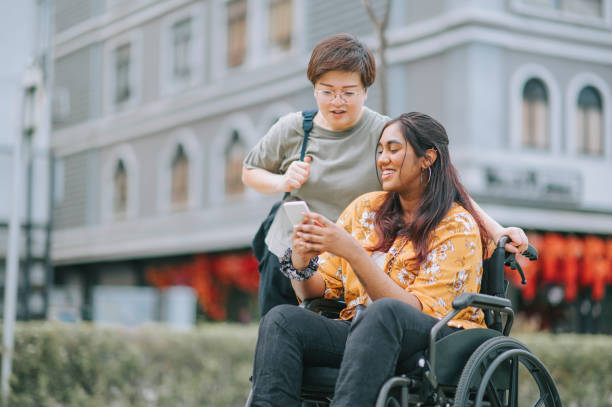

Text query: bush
(516, 333), (612, 407)
(1, 323), (611, 406)
(1, 323), (257, 407)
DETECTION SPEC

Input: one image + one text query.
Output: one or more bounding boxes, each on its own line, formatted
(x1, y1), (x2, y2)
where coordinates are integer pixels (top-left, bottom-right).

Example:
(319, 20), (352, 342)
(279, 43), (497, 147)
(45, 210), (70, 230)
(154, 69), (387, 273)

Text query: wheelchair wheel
(454, 336), (561, 407)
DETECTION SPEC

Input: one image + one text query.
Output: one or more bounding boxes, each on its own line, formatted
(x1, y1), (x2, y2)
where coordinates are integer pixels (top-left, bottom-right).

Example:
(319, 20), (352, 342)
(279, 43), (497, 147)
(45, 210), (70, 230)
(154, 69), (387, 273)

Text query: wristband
(279, 248), (319, 281)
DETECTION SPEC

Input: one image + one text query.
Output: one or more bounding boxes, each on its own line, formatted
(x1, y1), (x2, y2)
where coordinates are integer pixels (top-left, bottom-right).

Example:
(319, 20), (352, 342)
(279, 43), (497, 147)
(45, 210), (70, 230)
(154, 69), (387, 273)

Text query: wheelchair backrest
(480, 246), (509, 332)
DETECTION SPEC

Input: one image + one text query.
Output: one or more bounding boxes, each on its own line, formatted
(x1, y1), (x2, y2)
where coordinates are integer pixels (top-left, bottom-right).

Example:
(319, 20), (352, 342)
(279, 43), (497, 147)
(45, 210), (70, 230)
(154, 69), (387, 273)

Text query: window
(268, 0), (292, 53)
(171, 144), (189, 207)
(522, 78), (549, 149)
(225, 130), (245, 196)
(105, 30), (142, 113)
(172, 18), (192, 82)
(519, 0), (603, 18)
(114, 44), (131, 104)
(577, 86), (604, 155)
(160, 5), (204, 94)
(113, 160), (128, 216)
(227, 0), (247, 68)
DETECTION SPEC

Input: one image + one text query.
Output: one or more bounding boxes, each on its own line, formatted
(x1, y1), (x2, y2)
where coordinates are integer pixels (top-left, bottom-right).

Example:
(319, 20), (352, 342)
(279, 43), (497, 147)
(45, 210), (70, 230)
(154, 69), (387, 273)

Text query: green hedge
(515, 333), (612, 407)
(2, 323), (256, 407)
(1, 323), (611, 406)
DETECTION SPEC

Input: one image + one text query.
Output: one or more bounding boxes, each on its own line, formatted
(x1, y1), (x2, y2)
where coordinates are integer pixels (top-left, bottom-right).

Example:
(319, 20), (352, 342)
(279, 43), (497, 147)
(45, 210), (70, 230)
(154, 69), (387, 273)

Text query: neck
(397, 186), (425, 221)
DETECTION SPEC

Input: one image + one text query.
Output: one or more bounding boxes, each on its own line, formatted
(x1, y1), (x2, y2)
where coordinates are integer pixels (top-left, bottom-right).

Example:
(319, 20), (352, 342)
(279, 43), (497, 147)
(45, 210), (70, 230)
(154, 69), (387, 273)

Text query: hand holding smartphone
(282, 201), (310, 226)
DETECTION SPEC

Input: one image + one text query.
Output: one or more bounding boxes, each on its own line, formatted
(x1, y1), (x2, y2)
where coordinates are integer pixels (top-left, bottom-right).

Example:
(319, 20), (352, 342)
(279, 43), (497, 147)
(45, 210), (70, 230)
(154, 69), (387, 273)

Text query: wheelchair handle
(497, 236), (538, 285)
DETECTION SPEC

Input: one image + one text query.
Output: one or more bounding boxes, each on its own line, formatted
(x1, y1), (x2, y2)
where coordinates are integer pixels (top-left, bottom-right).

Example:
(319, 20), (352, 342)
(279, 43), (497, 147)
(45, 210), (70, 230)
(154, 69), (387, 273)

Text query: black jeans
(251, 298), (459, 407)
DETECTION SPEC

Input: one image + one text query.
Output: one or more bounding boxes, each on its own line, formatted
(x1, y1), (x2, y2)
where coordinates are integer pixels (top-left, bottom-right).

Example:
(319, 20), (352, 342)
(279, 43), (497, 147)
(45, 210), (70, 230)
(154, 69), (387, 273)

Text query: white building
(49, 0), (612, 327)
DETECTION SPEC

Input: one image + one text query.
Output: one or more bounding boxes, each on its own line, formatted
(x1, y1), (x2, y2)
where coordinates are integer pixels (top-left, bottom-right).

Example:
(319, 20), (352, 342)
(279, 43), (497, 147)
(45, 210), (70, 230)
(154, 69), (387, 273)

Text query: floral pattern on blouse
(317, 191), (486, 329)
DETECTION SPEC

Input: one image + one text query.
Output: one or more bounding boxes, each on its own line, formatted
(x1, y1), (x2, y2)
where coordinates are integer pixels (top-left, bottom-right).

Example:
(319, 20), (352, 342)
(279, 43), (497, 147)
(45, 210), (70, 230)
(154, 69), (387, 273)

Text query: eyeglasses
(315, 89), (363, 103)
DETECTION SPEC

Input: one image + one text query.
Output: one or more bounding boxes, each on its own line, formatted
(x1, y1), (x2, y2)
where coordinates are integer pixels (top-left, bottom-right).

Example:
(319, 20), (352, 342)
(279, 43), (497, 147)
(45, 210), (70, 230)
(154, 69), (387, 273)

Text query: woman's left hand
(494, 226), (529, 254)
(294, 212), (360, 260)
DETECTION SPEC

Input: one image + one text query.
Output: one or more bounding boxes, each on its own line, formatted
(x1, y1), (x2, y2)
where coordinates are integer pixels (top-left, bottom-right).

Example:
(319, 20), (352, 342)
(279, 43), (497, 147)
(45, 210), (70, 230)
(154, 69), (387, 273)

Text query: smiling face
(313, 70), (367, 131)
(376, 122), (425, 195)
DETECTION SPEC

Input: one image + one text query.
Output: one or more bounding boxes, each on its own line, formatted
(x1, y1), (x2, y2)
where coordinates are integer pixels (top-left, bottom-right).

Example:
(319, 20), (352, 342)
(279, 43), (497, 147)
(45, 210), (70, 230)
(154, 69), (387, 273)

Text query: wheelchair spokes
(454, 337), (561, 407)
(384, 395), (402, 407)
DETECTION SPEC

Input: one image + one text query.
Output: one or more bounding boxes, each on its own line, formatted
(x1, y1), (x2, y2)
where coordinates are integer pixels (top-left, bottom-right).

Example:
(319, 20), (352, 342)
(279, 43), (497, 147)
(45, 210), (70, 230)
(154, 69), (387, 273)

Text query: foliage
(1, 323), (611, 406)
(516, 333), (612, 407)
(1, 323), (257, 407)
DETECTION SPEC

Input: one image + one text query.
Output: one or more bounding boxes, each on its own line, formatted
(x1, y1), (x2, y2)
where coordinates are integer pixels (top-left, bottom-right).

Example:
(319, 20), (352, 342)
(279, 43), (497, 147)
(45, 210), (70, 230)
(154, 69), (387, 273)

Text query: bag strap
(283, 109), (318, 200)
(300, 109), (317, 160)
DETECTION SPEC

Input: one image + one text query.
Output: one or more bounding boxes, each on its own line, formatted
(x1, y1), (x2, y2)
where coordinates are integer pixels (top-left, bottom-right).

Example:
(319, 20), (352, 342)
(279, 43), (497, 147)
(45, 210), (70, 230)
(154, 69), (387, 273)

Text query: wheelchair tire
(454, 336), (561, 407)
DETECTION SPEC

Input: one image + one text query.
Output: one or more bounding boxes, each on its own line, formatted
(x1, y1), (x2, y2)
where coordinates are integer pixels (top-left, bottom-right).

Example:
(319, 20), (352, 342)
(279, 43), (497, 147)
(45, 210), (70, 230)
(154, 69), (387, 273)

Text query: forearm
(242, 167), (284, 194)
(346, 250), (422, 310)
(470, 196), (502, 237)
(291, 273), (325, 300)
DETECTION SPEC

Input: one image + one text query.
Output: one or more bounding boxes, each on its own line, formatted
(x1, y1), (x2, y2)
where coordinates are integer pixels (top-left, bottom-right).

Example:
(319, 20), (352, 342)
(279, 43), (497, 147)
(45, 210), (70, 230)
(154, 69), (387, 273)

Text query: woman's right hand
(278, 157), (312, 192)
(291, 218), (321, 270)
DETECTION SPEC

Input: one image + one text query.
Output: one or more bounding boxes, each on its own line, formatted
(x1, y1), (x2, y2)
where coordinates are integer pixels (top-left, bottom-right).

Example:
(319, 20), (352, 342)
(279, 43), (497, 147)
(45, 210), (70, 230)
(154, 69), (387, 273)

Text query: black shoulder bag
(252, 109), (317, 316)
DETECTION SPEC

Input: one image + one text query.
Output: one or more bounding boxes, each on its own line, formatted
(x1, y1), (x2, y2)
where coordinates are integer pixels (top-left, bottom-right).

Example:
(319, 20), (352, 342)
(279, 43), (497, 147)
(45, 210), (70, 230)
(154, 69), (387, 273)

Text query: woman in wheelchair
(250, 112), (504, 407)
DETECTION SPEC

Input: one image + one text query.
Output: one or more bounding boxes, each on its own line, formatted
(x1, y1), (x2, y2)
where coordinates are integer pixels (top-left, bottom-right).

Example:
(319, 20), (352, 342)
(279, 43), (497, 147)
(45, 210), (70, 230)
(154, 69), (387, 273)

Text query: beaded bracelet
(278, 248), (319, 281)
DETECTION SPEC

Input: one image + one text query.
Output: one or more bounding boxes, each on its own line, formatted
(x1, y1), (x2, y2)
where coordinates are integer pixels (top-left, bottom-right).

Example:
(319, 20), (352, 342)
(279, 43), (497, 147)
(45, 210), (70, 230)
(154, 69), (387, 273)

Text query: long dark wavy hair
(369, 112), (490, 266)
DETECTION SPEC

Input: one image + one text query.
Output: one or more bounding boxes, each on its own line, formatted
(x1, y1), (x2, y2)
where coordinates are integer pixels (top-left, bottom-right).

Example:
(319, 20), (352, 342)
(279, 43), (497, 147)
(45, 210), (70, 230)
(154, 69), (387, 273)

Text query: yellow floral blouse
(317, 191), (486, 329)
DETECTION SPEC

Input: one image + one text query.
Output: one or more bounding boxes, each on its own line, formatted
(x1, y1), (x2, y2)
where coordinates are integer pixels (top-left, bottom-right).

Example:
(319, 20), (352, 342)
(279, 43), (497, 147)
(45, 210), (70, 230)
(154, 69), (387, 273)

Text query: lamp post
(22, 81), (37, 321)
(1, 63), (43, 401)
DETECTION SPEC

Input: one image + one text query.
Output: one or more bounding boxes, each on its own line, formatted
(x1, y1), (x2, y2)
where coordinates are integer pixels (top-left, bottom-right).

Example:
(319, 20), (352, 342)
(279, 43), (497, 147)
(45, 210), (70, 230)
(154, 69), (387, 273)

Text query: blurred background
(1, 0), (611, 334)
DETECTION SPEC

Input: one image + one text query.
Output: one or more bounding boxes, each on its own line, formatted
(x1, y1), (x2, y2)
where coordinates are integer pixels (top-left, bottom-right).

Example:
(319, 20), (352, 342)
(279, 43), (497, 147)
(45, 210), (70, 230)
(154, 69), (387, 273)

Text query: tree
(363, 0), (391, 115)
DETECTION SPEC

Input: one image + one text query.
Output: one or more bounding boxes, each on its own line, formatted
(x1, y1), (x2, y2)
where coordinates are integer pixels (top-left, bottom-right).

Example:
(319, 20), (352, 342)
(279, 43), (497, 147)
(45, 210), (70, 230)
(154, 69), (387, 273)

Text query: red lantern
(582, 236), (609, 301)
(540, 233), (566, 283)
(562, 236), (583, 302)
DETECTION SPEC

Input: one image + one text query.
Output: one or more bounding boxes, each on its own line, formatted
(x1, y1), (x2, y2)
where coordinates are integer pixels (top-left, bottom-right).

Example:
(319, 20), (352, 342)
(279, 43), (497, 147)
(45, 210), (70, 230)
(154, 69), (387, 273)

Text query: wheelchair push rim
(454, 336), (561, 407)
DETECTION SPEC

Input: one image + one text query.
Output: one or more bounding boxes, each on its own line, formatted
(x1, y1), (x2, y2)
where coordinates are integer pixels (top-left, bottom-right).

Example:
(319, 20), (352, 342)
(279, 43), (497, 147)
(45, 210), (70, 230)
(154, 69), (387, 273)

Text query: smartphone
(282, 201), (310, 226)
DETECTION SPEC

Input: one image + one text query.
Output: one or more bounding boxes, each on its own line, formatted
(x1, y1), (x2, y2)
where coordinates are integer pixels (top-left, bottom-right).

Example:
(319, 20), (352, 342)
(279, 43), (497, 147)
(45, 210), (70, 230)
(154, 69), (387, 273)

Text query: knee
(259, 304), (304, 335)
(362, 298), (404, 322)
(354, 298), (423, 335)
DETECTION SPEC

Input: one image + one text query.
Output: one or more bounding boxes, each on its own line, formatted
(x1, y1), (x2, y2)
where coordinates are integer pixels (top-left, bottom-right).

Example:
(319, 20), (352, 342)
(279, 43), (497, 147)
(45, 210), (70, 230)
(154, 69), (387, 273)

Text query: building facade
(50, 0), (612, 328)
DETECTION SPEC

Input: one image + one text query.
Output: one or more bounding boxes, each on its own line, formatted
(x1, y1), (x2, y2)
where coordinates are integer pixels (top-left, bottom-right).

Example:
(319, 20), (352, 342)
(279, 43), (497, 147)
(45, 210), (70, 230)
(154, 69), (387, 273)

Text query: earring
(421, 167), (432, 185)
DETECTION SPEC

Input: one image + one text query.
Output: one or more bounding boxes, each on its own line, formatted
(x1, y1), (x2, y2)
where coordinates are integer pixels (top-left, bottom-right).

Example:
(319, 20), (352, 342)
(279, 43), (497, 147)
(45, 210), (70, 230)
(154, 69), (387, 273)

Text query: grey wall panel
(89, 43), (103, 120)
(55, 0), (93, 33)
(85, 149), (100, 226)
(53, 152), (88, 229)
(53, 47), (92, 130)
(306, 0), (386, 49)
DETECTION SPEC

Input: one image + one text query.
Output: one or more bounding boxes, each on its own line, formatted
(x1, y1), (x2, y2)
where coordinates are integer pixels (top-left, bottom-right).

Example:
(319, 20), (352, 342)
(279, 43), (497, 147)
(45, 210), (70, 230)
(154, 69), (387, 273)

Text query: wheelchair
(246, 237), (561, 407)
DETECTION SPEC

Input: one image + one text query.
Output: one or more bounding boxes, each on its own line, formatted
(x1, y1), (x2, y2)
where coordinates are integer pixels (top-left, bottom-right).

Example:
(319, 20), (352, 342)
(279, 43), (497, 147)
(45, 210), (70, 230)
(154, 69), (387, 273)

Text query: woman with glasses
(242, 34), (527, 316)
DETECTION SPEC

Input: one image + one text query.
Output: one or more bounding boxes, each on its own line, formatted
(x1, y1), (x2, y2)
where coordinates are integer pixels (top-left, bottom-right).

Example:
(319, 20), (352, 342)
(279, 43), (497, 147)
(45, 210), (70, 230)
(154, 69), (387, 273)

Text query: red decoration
(145, 251), (260, 320)
(606, 239), (612, 284)
(562, 235), (583, 302)
(540, 233), (565, 283)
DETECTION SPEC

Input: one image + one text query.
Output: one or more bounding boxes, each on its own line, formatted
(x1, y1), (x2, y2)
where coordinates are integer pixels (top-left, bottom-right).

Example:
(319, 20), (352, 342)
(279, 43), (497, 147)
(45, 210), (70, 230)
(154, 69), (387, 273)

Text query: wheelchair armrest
(452, 292), (511, 311)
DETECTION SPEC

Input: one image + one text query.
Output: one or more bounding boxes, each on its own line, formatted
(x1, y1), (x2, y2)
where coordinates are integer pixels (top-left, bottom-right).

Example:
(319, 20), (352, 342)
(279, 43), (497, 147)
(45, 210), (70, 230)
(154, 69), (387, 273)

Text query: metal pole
(1, 94), (25, 403)
(44, 153), (56, 318)
(42, 0), (56, 320)
(23, 133), (34, 321)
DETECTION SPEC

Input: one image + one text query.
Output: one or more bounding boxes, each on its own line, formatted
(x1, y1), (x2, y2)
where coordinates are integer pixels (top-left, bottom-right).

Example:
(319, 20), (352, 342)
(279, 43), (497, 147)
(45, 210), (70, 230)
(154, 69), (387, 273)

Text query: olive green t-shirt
(243, 107), (389, 221)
